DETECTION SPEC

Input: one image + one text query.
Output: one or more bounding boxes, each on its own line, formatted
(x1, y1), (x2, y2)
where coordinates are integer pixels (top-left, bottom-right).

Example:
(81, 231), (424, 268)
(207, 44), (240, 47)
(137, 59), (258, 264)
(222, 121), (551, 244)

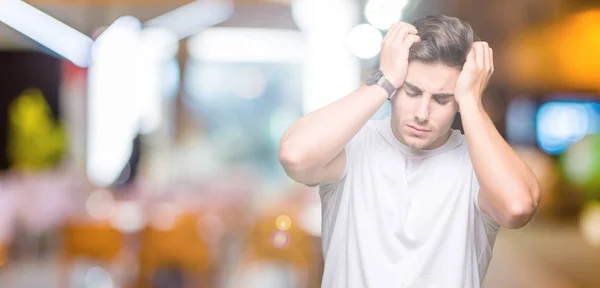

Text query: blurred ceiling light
(365, 0), (409, 30)
(291, 0), (357, 32)
(0, 0), (93, 67)
(188, 28), (305, 63)
(137, 27), (179, 61)
(290, 0), (360, 114)
(145, 0), (233, 41)
(87, 16), (142, 187)
(347, 24), (382, 59)
(93, 16), (142, 54)
(134, 28), (177, 134)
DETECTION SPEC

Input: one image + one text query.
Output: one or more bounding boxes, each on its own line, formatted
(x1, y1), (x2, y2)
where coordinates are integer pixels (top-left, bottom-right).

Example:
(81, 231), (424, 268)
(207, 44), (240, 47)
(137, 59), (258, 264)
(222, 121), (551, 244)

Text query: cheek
(392, 95), (417, 116)
(430, 107), (457, 128)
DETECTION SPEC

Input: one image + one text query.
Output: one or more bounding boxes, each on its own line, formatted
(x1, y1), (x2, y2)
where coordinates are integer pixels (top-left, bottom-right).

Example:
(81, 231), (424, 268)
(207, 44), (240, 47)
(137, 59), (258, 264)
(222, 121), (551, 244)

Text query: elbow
(501, 188), (540, 229)
(279, 141), (310, 173)
(279, 146), (302, 170)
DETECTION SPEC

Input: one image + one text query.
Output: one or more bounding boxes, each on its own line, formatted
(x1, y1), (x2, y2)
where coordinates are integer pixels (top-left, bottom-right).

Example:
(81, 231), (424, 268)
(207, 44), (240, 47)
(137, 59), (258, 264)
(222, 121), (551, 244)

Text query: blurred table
(484, 218), (600, 288)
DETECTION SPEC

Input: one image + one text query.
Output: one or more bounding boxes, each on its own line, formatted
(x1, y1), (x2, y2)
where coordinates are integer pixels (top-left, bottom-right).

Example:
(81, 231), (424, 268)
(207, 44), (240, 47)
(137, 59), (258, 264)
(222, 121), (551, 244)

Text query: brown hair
(408, 15), (479, 68)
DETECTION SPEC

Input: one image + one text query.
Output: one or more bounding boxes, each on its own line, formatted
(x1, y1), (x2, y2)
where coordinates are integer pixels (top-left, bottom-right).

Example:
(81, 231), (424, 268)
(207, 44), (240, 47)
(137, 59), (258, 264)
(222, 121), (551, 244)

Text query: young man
(279, 14), (540, 287)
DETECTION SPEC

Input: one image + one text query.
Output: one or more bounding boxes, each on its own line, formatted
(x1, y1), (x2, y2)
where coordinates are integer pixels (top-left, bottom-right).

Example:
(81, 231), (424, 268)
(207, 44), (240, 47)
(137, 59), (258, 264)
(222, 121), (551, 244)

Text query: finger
(475, 42), (485, 69)
(489, 48), (494, 74)
(400, 22), (418, 35)
(393, 22), (418, 44)
(482, 42), (490, 71)
(465, 45), (476, 69)
(382, 23), (399, 43)
(402, 34), (421, 49)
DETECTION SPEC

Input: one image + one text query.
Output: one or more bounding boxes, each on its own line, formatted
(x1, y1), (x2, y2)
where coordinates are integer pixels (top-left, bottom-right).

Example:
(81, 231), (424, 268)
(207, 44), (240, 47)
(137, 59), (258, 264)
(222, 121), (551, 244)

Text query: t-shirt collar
(375, 116), (464, 158)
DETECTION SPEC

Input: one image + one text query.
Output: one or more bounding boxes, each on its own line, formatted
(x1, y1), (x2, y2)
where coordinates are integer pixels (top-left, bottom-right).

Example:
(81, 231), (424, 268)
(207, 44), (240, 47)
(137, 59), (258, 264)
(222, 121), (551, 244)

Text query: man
(279, 14), (540, 288)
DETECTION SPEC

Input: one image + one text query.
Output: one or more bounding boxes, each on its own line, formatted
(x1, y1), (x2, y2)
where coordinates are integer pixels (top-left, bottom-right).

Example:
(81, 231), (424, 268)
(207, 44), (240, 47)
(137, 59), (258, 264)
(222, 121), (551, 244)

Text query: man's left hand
(455, 42), (494, 106)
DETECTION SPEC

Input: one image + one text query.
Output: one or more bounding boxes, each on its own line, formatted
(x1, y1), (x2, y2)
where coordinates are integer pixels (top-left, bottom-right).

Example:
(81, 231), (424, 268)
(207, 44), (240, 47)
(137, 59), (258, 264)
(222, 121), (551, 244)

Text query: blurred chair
(137, 211), (215, 288)
(249, 213), (312, 266)
(59, 220), (125, 287)
(235, 205), (319, 288)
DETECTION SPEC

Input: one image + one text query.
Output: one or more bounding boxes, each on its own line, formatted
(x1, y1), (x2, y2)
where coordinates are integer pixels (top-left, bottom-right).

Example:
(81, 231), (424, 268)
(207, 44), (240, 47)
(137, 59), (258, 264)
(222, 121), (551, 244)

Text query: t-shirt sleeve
(317, 123), (373, 196)
(471, 170), (501, 235)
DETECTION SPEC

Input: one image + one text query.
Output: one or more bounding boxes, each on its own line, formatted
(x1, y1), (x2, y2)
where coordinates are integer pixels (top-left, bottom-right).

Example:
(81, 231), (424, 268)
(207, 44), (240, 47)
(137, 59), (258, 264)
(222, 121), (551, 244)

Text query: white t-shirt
(319, 117), (500, 288)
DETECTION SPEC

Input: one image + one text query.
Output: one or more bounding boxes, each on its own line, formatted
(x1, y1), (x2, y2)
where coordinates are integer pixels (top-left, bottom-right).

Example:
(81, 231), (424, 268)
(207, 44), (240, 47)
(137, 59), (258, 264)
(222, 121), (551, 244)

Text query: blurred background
(0, 0), (599, 287)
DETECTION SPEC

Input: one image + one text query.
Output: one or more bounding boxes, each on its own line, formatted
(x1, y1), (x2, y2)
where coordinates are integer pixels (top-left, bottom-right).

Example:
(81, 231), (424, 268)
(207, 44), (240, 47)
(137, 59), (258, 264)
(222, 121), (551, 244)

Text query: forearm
(459, 98), (540, 221)
(279, 85), (388, 170)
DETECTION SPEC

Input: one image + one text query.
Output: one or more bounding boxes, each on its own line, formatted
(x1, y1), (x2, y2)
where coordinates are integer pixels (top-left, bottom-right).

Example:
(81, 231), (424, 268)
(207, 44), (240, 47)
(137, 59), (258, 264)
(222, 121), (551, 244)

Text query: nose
(414, 96), (430, 123)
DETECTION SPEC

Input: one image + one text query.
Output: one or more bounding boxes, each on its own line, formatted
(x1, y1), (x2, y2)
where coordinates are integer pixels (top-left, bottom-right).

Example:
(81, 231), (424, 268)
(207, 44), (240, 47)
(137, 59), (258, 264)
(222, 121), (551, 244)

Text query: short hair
(408, 15), (479, 68)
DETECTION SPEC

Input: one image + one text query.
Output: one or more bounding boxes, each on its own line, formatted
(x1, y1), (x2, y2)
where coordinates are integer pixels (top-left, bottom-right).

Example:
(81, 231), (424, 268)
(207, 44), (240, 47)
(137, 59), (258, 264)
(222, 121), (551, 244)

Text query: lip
(407, 125), (430, 134)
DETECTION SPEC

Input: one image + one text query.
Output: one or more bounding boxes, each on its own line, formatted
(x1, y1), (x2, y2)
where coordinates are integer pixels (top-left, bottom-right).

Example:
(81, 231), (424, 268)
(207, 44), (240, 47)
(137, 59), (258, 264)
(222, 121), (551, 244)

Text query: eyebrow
(403, 81), (454, 98)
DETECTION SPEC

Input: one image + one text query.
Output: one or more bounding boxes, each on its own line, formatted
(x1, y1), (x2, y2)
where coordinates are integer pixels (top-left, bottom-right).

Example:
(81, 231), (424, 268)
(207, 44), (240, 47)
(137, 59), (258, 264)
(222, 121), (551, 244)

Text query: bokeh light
(276, 215), (292, 231)
(347, 24), (382, 59)
(149, 202), (179, 231)
(580, 201), (600, 248)
(536, 102), (600, 155)
(364, 0), (409, 30)
(271, 230), (290, 249)
(110, 201), (144, 233)
(561, 134), (600, 195)
(85, 189), (116, 220)
(84, 266), (114, 288)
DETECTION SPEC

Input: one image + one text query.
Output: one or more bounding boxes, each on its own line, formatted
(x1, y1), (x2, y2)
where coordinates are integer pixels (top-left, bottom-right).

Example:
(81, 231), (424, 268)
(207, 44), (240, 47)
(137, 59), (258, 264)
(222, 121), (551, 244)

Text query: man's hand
(455, 42), (494, 106)
(379, 22), (421, 89)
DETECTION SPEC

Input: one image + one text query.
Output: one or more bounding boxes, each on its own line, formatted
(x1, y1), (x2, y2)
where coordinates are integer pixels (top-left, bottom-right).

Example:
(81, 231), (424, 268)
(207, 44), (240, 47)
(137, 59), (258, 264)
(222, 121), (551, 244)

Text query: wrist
(457, 95), (484, 114)
(366, 69), (397, 98)
(366, 83), (394, 102)
(379, 68), (402, 89)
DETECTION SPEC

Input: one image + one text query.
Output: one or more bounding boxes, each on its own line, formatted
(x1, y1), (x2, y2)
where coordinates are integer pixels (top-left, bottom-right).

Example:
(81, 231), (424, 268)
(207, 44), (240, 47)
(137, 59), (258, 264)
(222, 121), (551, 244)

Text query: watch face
(366, 70), (383, 86)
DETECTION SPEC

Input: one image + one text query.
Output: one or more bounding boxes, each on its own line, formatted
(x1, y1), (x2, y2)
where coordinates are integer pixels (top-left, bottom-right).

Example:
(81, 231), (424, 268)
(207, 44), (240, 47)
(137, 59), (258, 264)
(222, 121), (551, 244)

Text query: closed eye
(433, 96), (451, 105)
(405, 89), (420, 97)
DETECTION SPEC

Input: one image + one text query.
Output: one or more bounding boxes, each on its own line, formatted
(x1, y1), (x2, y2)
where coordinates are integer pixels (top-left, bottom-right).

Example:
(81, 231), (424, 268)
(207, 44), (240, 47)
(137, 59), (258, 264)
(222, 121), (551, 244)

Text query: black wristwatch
(365, 69), (397, 99)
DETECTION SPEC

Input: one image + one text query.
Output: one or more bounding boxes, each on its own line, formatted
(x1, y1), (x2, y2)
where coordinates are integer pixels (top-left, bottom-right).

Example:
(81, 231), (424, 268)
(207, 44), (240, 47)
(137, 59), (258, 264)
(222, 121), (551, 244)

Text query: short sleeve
(316, 122), (374, 196)
(471, 170), (501, 234)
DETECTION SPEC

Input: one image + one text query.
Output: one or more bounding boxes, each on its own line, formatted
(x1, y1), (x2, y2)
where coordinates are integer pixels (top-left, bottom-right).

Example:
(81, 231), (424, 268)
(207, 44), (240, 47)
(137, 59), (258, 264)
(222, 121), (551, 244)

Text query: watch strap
(377, 76), (397, 99)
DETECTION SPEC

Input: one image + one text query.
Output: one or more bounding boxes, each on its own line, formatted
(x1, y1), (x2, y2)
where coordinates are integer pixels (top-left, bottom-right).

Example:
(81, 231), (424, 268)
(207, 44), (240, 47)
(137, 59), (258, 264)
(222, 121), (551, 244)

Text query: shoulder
(347, 118), (388, 150)
(439, 130), (470, 160)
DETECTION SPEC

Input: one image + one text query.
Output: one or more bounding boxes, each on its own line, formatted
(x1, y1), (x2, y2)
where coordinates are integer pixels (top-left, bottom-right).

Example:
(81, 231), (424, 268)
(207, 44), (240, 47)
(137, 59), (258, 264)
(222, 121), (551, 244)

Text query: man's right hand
(379, 22), (421, 89)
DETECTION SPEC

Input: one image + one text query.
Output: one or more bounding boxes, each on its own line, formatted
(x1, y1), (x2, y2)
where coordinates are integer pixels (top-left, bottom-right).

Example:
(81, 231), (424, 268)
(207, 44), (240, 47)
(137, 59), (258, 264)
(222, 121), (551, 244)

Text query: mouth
(407, 124), (430, 135)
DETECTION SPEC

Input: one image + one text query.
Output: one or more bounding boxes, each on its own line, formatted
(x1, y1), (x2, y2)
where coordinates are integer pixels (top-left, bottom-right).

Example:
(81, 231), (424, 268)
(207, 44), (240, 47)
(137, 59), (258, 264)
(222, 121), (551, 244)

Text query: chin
(406, 138), (434, 150)
(401, 134), (434, 149)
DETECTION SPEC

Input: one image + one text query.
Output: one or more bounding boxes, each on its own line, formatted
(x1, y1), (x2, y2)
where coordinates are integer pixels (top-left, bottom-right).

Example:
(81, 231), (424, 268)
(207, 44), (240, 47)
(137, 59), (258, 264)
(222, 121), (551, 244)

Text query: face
(390, 61), (460, 150)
